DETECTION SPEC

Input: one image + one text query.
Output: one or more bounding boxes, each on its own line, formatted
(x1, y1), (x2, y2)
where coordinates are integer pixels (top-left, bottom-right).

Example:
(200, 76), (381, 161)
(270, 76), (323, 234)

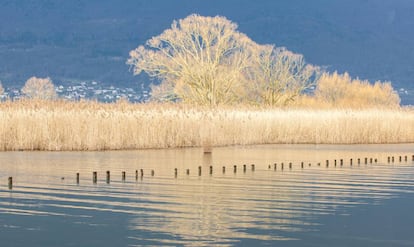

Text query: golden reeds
(0, 99), (413, 151)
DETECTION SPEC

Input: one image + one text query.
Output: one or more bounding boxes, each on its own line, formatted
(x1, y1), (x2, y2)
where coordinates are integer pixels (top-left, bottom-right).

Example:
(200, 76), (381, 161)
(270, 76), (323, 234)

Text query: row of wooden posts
(82, 164), (257, 184)
(6, 155), (414, 189)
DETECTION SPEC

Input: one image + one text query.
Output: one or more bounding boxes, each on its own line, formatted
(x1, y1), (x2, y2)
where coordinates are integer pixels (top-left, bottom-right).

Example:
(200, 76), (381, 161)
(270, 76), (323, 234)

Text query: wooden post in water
(122, 171), (126, 181)
(151, 170), (155, 177)
(209, 166), (213, 175)
(251, 164), (255, 171)
(281, 163), (284, 170)
(76, 173), (80, 184)
(357, 158), (360, 165)
(317, 163), (321, 166)
(334, 160), (337, 167)
(135, 170), (138, 180)
(326, 160), (329, 168)
(412, 155), (414, 162)
(369, 158), (372, 164)
(106, 171), (110, 184)
(93, 172), (97, 184)
(399, 156), (402, 162)
(289, 163), (292, 169)
(199, 166), (202, 176)
(392, 156), (395, 163)
(222, 166), (226, 174)
(364, 158), (368, 164)
(187, 169), (190, 175)
(233, 165), (237, 173)
(388, 157), (391, 163)
(174, 168), (178, 178)
(140, 169), (144, 178)
(340, 159), (343, 166)
(8, 177), (12, 190)
(301, 162), (304, 169)
(405, 156), (408, 162)
(374, 158), (378, 163)
(243, 164), (247, 173)
(274, 163), (277, 171)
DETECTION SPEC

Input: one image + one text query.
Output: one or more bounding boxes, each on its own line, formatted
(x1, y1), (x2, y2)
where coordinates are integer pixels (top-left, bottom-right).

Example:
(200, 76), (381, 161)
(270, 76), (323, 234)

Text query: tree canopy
(128, 14), (397, 107)
(128, 14), (261, 105)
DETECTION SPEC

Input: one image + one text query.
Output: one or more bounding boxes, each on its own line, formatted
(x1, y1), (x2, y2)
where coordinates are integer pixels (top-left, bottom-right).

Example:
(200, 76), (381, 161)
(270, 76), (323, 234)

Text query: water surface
(1, 144), (414, 246)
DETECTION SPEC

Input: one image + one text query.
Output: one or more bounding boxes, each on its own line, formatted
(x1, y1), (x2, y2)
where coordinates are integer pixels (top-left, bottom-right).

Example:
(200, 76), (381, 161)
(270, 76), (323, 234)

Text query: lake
(1, 144), (414, 246)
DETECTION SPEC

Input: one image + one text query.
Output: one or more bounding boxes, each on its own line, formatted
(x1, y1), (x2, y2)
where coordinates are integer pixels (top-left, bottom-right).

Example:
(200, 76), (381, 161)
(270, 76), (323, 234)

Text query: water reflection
(0, 144), (413, 246)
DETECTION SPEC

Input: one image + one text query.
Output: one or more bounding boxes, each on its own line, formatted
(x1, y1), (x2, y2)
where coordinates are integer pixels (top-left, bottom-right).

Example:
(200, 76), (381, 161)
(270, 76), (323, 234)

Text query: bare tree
(21, 77), (57, 100)
(127, 14), (259, 106)
(247, 45), (320, 106)
(0, 80), (4, 96)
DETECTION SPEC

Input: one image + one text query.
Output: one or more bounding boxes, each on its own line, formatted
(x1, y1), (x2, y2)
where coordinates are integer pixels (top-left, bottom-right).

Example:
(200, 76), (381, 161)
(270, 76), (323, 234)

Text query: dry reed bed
(0, 100), (413, 151)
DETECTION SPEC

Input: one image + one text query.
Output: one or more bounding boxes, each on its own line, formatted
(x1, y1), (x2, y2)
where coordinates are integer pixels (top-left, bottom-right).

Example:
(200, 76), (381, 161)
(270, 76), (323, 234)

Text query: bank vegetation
(0, 100), (413, 151)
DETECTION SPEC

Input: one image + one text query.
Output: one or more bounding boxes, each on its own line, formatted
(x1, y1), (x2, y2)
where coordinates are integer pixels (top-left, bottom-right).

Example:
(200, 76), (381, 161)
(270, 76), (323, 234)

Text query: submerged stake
(8, 177), (12, 190)
(106, 171), (110, 184)
(93, 172), (97, 184)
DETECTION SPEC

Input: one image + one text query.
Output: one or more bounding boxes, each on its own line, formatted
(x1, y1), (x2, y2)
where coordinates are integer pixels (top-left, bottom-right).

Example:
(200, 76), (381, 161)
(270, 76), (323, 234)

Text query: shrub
(314, 72), (400, 108)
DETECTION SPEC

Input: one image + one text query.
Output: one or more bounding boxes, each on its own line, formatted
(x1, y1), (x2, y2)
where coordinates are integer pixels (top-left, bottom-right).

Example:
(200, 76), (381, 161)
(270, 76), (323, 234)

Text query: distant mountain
(0, 0), (413, 104)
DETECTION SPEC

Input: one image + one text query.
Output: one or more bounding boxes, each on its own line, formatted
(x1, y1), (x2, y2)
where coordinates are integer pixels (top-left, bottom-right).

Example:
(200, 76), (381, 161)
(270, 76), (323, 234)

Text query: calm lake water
(1, 144), (414, 246)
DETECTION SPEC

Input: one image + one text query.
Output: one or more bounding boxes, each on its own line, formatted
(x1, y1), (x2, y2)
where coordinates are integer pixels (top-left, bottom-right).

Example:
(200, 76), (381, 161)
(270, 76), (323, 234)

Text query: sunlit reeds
(0, 99), (413, 151)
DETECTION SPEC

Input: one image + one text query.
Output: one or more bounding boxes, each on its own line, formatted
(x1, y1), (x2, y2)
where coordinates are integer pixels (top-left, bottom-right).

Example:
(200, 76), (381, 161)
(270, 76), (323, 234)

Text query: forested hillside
(0, 0), (413, 104)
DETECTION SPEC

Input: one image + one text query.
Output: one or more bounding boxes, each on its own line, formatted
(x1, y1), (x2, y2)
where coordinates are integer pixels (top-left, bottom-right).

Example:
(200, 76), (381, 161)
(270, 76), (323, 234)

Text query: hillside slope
(0, 0), (413, 104)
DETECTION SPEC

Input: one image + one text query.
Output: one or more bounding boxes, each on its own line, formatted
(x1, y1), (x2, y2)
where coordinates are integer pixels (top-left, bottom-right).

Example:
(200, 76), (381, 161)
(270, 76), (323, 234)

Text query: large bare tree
(127, 14), (259, 106)
(247, 45), (320, 106)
